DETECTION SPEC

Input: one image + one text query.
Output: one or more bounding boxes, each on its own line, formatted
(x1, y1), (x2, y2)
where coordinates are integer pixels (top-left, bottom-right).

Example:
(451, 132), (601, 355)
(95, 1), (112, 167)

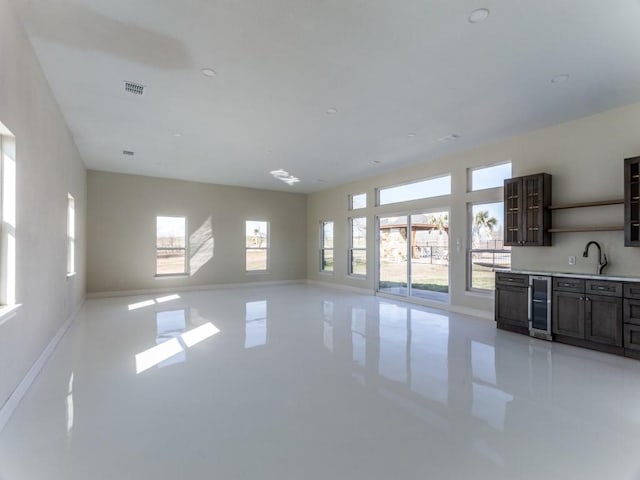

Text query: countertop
(495, 268), (640, 283)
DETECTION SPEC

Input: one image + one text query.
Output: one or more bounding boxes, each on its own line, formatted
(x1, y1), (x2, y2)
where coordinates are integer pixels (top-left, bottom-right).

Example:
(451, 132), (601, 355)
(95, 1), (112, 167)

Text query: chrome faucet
(583, 241), (608, 275)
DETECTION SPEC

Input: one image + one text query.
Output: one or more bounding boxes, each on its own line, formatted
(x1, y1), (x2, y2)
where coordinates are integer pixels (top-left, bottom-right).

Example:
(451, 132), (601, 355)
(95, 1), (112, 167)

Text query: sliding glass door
(378, 212), (449, 302)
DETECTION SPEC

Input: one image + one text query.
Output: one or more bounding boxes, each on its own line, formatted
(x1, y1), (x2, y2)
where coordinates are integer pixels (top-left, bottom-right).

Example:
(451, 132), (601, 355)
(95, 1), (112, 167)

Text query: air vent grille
(122, 150), (135, 156)
(124, 81), (145, 95)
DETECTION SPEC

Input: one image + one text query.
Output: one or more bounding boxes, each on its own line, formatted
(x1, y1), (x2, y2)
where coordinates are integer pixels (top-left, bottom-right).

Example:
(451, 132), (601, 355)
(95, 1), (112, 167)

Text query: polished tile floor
(1, 284), (640, 479)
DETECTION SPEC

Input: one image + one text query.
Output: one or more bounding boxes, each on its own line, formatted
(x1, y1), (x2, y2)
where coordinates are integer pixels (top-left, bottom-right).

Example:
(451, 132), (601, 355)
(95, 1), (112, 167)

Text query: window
(156, 216), (187, 276)
(320, 221), (334, 272)
(349, 217), (366, 276)
(246, 220), (268, 272)
(0, 123), (16, 306)
(378, 175), (451, 206)
(350, 192), (367, 210)
(67, 194), (75, 275)
(469, 162), (512, 191)
(468, 202), (511, 291)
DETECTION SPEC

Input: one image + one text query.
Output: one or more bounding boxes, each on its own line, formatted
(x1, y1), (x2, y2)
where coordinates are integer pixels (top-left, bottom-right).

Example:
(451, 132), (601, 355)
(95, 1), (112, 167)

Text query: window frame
(348, 216), (367, 277)
(245, 220), (269, 273)
(377, 174), (451, 206)
(155, 215), (189, 277)
(320, 220), (334, 273)
(66, 194), (75, 276)
(467, 201), (511, 293)
(0, 126), (17, 309)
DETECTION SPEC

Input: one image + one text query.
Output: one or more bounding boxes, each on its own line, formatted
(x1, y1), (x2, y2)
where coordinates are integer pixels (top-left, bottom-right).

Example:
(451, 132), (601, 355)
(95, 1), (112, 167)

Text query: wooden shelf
(548, 226), (624, 233)
(548, 199), (624, 210)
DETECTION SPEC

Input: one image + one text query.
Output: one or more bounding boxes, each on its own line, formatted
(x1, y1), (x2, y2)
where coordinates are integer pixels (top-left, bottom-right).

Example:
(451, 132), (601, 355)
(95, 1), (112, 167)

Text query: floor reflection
(245, 300), (267, 349)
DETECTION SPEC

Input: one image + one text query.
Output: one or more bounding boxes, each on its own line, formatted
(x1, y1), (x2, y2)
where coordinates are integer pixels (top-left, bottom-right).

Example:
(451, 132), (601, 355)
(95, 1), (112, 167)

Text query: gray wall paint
(0, 0), (87, 408)
(86, 171), (307, 293)
(307, 102), (640, 314)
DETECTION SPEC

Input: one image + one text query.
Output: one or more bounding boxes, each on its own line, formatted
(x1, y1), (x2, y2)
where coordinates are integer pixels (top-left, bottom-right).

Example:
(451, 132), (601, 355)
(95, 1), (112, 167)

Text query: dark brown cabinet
(623, 283), (640, 357)
(495, 272), (528, 334)
(504, 173), (552, 246)
(624, 156), (640, 246)
(552, 277), (623, 353)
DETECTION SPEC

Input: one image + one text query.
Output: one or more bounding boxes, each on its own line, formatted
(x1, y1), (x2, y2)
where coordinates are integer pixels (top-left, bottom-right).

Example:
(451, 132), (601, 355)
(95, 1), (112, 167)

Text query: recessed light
(201, 68), (217, 77)
(468, 8), (490, 24)
(407, 133), (417, 137)
(172, 131), (182, 137)
(551, 74), (570, 84)
(122, 150), (135, 156)
(326, 107), (338, 114)
(438, 134), (460, 142)
(372, 160), (382, 164)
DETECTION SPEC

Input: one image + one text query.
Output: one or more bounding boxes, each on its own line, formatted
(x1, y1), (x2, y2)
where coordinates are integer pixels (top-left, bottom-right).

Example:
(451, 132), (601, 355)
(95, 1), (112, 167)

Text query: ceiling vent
(124, 81), (145, 95)
(122, 150), (135, 156)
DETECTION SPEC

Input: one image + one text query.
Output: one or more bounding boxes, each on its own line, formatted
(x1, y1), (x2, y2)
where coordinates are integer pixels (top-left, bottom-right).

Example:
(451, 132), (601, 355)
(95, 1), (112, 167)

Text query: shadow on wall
(190, 216), (214, 275)
(21, 2), (193, 69)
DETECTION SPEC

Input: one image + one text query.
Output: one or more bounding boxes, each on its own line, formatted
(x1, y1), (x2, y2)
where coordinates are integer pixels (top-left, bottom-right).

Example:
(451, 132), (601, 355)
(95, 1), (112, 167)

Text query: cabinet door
(504, 178), (523, 246)
(522, 174), (551, 246)
(624, 324), (640, 351)
(624, 156), (640, 246)
(586, 295), (623, 346)
(553, 291), (584, 339)
(495, 285), (528, 328)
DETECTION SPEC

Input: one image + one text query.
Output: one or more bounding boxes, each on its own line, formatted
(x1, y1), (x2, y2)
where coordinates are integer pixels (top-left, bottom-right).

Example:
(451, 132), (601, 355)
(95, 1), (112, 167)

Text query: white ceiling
(13, 0), (640, 192)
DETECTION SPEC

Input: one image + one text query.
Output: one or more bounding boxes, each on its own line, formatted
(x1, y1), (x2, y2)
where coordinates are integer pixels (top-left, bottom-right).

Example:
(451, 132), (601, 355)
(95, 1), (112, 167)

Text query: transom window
(350, 193), (367, 210)
(378, 175), (451, 206)
(469, 162), (512, 191)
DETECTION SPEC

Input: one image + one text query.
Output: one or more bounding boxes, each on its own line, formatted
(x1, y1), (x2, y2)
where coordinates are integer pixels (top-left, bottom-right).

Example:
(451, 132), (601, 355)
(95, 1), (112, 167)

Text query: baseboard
(86, 279), (307, 299)
(305, 279), (374, 296)
(0, 299), (84, 432)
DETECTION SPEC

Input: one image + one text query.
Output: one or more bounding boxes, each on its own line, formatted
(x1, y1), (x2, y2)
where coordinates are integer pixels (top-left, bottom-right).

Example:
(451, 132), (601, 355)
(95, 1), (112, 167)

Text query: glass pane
(321, 249), (334, 271)
(471, 162), (512, 191)
(156, 249), (186, 275)
(378, 216), (408, 295)
(246, 220), (268, 248)
(157, 216), (186, 248)
(351, 193), (367, 210)
(410, 212), (449, 302)
(379, 175), (451, 206)
(470, 202), (511, 290)
(350, 249), (366, 276)
(322, 221), (334, 248)
(246, 249), (267, 271)
(351, 217), (366, 248)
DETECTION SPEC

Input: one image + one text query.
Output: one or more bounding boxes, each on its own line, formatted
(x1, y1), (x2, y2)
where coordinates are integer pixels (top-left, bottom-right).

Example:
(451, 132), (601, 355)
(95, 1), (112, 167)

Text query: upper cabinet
(625, 156), (640, 246)
(504, 173), (552, 246)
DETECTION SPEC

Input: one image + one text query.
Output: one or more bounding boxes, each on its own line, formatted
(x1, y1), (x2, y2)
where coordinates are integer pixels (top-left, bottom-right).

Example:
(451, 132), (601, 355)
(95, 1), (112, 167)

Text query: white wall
(0, 0), (87, 408)
(307, 101), (640, 314)
(86, 171), (307, 294)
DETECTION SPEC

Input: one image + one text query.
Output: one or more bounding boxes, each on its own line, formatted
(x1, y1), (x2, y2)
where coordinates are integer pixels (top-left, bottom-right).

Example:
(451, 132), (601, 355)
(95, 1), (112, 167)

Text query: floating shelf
(548, 199), (624, 210)
(548, 226), (624, 233)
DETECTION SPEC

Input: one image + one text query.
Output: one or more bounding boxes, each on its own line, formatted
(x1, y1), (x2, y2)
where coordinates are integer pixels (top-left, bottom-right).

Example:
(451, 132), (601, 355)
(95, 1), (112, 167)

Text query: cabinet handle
(560, 283), (572, 287)
(579, 297), (584, 300)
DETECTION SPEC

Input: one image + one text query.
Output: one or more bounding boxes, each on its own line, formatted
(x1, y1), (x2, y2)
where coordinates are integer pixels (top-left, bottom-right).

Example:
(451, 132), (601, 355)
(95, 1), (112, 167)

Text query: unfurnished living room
(2, 1), (640, 479)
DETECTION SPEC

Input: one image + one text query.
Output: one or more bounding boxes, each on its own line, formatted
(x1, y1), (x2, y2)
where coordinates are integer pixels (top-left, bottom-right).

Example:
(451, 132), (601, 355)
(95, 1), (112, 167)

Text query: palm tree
(473, 210), (498, 246)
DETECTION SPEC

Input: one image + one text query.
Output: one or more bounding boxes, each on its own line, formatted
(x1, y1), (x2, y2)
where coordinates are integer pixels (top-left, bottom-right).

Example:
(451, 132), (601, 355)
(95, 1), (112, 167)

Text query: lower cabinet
(586, 295), (623, 346)
(551, 278), (623, 353)
(552, 291), (584, 338)
(495, 273), (529, 334)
